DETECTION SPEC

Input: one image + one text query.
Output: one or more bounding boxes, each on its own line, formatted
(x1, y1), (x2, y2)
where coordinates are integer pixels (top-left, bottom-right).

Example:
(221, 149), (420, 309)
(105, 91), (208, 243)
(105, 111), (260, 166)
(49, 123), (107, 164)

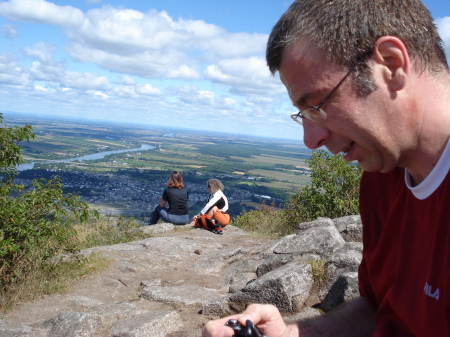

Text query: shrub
(232, 200), (299, 238)
(233, 149), (362, 236)
(283, 150), (362, 224)
(0, 114), (100, 306)
(0, 115), (34, 182)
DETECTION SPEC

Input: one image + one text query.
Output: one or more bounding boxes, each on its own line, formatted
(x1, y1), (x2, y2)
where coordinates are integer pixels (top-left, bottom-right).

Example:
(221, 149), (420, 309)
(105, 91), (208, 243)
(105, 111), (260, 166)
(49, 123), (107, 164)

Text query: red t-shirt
(359, 167), (450, 336)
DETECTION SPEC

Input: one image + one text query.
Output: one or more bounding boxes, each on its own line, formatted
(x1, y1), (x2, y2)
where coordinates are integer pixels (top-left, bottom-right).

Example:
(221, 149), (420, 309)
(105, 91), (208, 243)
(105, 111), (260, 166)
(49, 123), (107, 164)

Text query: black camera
(225, 319), (265, 337)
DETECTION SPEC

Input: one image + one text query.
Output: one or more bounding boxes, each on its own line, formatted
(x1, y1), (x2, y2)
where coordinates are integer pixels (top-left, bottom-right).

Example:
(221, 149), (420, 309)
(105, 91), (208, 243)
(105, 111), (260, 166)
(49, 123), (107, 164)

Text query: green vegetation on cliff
(232, 150), (362, 237)
(0, 115), (148, 310)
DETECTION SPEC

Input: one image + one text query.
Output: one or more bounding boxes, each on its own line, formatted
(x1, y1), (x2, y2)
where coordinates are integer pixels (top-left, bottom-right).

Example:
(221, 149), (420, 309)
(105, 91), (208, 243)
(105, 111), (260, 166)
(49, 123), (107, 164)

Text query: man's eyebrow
(293, 91), (314, 108)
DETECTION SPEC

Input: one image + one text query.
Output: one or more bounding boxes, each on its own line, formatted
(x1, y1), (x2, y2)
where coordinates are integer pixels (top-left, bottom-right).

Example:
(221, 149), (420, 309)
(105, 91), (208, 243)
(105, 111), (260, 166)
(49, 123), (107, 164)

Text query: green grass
(0, 253), (110, 311)
(0, 216), (150, 312)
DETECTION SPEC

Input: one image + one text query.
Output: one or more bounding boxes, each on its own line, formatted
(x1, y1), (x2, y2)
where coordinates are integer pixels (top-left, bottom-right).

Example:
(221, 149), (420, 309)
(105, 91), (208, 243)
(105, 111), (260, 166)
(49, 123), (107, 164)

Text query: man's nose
(302, 119), (330, 150)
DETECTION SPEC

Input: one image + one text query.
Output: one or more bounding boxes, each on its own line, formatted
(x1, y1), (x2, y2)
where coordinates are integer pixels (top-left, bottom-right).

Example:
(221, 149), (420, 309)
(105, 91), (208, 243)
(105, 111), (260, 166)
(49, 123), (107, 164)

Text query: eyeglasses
(290, 49), (372, 125)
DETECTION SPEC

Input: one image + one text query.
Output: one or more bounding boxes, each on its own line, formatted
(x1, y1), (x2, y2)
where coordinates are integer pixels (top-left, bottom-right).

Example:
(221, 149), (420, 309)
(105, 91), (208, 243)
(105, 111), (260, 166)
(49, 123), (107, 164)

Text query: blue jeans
(149, 205), (189, 225)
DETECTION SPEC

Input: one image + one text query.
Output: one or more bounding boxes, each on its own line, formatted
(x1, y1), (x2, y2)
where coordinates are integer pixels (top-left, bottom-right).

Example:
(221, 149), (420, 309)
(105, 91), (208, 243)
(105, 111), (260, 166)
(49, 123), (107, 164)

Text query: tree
(284, 149), (362, 224)
(0, 114), (34, 182)
(232, 149), (362, 236)
(0, 114), (97, 289)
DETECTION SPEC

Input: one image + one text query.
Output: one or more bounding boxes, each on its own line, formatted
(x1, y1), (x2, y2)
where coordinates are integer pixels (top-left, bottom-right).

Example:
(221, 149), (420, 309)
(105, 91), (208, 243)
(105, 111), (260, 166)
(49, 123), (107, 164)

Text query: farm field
(9, 112), (313, 216)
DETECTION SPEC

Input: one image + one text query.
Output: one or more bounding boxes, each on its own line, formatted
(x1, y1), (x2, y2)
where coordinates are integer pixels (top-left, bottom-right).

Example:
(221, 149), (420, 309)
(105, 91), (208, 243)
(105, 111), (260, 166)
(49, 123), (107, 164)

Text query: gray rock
(333, 215), (362, 242)
(223, 258), (262, 292)
(320, 272), (360, 312)
(256, 253), (295, 277)
(328, 242), (362, 271)
(227, 272), (257, 293)
(202, 296), (233, 316)
(273, 226), (346, 257)
(229, 261), (314, 313)
(0, 321), (37, 337)
(112, 311), (182, 337)
(141, 285), (222, 307)
(139, 223), (176, 235)
(43, 312), (102, 337)
(89, 303), (149, 326)
(297, 217), (335, 232)
(1, 216), (365, 336)
(140, 279), (162, 287)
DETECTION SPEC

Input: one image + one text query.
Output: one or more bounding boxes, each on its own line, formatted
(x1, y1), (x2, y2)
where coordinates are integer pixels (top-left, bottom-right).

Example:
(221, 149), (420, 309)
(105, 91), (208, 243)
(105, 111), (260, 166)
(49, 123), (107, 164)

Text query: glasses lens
(291, 113), (303, 125)
(302, 107), (327, 123)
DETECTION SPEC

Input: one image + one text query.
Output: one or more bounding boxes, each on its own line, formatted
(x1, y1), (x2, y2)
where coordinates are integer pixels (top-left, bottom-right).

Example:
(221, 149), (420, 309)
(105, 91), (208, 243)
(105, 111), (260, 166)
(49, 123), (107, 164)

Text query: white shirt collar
(405, 139), (450, 200)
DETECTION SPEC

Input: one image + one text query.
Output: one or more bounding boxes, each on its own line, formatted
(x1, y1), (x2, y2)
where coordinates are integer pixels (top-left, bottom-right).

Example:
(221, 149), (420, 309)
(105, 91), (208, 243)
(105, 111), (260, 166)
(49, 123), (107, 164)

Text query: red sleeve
(358, 254), (378, 308)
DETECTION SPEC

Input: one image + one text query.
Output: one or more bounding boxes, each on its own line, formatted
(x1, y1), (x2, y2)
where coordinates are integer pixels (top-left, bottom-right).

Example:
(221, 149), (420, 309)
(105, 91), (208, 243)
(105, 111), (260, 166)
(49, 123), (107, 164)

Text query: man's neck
(405, 74), (450, 185)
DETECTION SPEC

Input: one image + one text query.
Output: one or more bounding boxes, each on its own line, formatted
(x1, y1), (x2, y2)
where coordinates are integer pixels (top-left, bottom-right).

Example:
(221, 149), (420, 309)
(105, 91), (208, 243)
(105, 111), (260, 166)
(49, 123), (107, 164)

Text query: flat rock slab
(112, 311), (182, 337)
(141, 285), (222, 307)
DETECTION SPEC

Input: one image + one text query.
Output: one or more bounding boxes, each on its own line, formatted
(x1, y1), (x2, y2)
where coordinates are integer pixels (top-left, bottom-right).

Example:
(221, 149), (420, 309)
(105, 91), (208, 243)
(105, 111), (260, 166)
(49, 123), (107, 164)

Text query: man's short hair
(267, 0), (448, 95)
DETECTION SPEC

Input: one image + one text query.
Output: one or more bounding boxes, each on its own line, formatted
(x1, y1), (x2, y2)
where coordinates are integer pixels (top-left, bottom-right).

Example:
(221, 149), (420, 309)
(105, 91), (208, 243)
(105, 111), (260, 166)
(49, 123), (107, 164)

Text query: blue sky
(0, 0), (449, 140)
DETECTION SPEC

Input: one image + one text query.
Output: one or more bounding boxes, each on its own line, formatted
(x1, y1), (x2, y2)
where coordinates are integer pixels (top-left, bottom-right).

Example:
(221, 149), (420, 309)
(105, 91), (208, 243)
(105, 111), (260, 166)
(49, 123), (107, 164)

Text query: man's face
(278, 40), (405, 173)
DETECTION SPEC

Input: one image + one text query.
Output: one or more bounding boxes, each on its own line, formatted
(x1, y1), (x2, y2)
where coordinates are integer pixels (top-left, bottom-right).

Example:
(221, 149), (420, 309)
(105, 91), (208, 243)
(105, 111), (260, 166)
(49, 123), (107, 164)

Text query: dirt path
(1, 224), (275, 336)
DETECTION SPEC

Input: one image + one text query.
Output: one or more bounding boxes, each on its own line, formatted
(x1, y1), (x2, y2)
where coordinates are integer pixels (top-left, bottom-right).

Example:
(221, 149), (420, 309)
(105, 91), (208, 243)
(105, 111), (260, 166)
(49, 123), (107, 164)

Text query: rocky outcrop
(0, 216), (362, 337)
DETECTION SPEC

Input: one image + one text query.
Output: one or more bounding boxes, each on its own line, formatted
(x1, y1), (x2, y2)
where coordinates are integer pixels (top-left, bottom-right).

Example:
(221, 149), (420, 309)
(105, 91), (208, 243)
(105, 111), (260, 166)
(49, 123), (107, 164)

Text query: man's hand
(201, 298), (376, 337)
(201, 304), (299, 337)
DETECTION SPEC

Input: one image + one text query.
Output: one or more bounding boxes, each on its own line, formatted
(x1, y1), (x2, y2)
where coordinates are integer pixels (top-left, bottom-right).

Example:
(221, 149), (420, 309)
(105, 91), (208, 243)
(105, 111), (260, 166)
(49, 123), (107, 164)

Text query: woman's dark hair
(167, 171), (184, 189)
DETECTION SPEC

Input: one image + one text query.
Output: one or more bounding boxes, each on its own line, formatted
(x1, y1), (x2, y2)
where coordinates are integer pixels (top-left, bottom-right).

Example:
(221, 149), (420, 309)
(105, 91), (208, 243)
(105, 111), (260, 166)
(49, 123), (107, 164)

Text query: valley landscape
(8, 112), (312, 221)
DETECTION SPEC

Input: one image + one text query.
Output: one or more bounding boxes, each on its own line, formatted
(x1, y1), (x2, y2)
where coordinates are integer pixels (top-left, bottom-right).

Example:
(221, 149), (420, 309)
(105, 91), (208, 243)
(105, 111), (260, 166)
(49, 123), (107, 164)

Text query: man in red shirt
(202, 0), (450, 336)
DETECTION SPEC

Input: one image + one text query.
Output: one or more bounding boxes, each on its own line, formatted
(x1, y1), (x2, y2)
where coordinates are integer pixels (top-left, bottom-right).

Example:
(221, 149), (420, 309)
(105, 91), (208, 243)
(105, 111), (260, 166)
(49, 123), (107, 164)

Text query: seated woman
(191, 179), (230, 234)
(148, 171), (189, 226)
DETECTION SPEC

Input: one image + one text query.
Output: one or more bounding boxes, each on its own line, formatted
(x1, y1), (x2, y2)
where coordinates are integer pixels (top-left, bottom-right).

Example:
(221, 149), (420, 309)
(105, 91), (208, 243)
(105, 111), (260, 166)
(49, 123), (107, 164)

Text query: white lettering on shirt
(424, 282), (440, 300)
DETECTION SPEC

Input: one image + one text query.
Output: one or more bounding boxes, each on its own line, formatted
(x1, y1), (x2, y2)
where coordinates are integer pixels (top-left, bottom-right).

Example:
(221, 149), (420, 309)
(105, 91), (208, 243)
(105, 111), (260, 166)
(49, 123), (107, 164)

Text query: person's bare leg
(206, 206), (219, 218)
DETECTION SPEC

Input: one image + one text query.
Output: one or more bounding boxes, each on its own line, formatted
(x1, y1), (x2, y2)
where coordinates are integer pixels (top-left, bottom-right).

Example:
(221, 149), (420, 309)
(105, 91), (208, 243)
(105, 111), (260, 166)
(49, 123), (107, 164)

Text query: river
(18, 143), (155, 171)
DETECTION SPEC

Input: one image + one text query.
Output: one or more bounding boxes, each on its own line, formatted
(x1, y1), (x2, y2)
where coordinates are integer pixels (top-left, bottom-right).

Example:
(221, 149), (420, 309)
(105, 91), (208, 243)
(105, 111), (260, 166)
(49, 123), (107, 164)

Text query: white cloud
(205, 57), (270, 84)
(29, 60), (65, 82)
(0, 1), (277, 98)
(0, 53), (31, 85)
(204, 64), (230, 82)
(0, 72), (29, 85)
(200, 32), (267, 59)
(65, 42), (183, 78)
(437, 17), (450, 59)
(34, 85), (49, 91)
(113, 86), (136, 98)
(167, 65), (200, 80)
(62, 72), (110, 91)
(119, 75), (136, 86)
(0, 24), (17, 39)
(23, 42), (55, 62)
(204, 57), (285, 96)
(0, 0), (83, 27)
(135, 83), (161, 96)
(0, 1), (298, 139)
(90, 91), (109, 99)
(223, 97), (236, 105)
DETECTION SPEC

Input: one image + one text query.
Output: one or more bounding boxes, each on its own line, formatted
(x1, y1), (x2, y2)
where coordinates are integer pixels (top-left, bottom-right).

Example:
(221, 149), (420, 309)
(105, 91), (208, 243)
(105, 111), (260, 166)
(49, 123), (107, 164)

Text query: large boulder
(273, 225), (346, 256)
(228, 261), (314, 313)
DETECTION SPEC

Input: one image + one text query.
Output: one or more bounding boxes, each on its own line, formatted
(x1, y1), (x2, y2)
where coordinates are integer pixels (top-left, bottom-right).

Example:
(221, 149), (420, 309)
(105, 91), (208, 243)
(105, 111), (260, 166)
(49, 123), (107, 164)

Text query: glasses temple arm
(316, 48), (372, 109)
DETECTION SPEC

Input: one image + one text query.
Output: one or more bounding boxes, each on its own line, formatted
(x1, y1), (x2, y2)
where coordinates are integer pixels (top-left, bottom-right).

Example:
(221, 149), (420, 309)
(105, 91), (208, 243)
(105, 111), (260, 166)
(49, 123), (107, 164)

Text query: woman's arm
(200, 192), (220, 215)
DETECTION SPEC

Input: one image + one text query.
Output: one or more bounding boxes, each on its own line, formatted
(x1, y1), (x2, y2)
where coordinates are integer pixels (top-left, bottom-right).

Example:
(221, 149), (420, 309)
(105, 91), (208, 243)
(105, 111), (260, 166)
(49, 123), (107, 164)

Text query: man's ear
(371, 36), (411, 92)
